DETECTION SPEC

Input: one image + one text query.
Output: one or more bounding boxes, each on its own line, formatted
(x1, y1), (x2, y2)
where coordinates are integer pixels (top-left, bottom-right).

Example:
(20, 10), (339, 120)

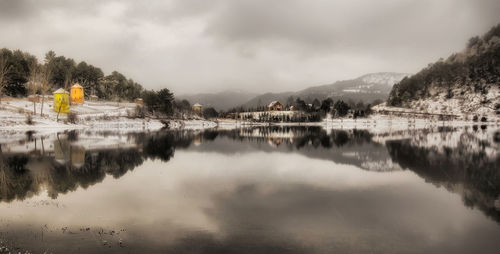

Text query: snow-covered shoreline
(0, 98), (498, 143)
(0, 99), (165, 133)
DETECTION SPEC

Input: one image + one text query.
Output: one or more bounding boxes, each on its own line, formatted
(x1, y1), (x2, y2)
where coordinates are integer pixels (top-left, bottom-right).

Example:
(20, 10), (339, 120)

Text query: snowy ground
(0, 98), (164, 133)
(323, 114), (499, 134)
(1, 98), (498, 143)
(375, 85), (500, 121)
(0, 98), (224, 141)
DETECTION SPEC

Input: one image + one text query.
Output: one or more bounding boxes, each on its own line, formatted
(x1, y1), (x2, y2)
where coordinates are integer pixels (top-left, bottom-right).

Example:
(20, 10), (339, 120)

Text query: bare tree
(39, 65), (52, 116)
(27, 60), (42, 114)
(64, 70), (72, 91)
(0, 56), (12, 105)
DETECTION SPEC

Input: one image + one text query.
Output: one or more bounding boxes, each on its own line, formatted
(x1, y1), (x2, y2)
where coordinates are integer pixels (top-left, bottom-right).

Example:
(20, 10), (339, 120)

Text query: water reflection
(1, 127), (499, 215)
(0, 127), (391, 202)
(386, 129), (500, 222)
(0, 126), (499, 253)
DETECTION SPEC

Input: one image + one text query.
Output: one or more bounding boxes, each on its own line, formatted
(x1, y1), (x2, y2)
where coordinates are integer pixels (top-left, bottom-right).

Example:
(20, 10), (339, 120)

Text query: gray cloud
(205, 0), (500, 54)
(0, 0), (499, 94)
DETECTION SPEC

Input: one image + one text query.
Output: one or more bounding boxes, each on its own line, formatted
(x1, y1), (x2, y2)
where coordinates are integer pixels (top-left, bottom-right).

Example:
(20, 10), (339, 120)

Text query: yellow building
(135, 98), (143, 105)
(53, 88), (70, 113)
(70, 83), (84, 104)
(192, 103), (203, 112)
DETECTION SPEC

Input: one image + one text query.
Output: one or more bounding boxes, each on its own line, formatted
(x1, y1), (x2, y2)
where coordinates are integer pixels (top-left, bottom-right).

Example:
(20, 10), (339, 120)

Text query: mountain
(178, 72), (408, 111)
(177, 90), (258, 111)
(297, 72), (409, 100)
(243, 72), (409, 109)
(387, 23), (500, 118)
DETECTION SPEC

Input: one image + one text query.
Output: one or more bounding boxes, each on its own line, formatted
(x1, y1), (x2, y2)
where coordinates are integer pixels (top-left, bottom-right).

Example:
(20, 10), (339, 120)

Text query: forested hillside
(387, 24), (500, 117)
(0, 49), (143, 101)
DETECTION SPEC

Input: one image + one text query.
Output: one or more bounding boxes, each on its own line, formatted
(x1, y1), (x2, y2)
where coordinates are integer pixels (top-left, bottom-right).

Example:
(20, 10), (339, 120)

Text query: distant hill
(179, 72), (409, 111)
(387, 23), (500, 118)
(243, 72), (409, 109)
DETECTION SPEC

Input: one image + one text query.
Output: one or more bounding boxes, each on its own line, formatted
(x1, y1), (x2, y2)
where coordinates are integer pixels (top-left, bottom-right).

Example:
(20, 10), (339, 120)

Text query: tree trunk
(40, 93), (45, 116)
(41, 137), (45, 155)
(56, 102), (62, 121)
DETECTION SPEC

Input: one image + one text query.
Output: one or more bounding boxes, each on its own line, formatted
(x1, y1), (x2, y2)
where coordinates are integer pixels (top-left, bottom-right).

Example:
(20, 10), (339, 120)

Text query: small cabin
(135, 98), (144, 105)
(70, 83), (84, 104)
(89, 95), (98, 102)
(268, 101), (283, 111)
(192, 103), (203, 112)
(53, 88), (70, 113)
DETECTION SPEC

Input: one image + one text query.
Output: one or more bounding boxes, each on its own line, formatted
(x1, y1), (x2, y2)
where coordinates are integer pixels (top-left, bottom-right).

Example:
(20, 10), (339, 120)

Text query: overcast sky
(1, 0), (499, 94)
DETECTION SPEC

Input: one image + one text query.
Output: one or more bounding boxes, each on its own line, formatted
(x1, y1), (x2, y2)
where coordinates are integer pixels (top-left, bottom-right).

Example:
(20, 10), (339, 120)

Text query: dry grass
(67, 112), (78, 124)
(25, 114), (33, 125)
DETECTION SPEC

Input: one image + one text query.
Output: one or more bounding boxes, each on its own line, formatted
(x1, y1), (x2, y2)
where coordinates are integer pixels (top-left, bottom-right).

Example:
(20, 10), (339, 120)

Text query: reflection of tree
(0, 147), (147, 201)
(224, 126), (373, 150)
(4, 125), (496, 226)
(386, 137), (500, 223)
(0, 155), (38, 202)
(0, 128), (382, 203)
(203, 130), (219, 141)
(0, 130), (206, 202)
(142, 133), (176, 161)
(49, 148), (146, 198)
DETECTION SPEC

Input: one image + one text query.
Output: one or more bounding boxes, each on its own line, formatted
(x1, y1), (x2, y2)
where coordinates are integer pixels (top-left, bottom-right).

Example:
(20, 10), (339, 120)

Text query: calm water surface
(0, 126), (499, 253)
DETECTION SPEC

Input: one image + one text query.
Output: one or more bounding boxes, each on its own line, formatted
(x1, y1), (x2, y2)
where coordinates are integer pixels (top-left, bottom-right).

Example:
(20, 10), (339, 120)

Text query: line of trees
(0, 48), (180, 117)
(0, 48), (145, 103)
(142, 88), (175, 116)
(225, 97), (374, 122)
(0, 47), (381, 121)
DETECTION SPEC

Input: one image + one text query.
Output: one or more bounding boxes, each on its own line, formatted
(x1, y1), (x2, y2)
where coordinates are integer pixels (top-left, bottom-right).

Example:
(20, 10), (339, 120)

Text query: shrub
(97, 114), (114, 121)
(67, 112), (78, 124)
(203, 107), (218, 119)
(25, 114), (33, 125)
(135, 105), (146, 118)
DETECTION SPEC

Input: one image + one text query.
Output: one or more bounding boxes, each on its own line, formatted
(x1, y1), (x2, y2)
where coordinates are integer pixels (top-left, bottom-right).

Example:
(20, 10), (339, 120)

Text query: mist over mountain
(177, 90), (259, 111)
(180, 72), (409, 111)
(244, 72), (409, 109)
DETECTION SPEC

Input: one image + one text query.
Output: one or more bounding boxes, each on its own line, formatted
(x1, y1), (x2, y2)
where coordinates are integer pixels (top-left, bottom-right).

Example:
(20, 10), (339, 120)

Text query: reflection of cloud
(160, 180), (500, 253)
(161, 229), (312, 254)
(2, 127), (500, 252)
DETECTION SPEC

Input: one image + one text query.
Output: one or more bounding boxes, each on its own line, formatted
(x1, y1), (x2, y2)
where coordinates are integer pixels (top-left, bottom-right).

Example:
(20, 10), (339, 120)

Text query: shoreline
(0, 99), (498, 141)
(1, 115), (497, 135)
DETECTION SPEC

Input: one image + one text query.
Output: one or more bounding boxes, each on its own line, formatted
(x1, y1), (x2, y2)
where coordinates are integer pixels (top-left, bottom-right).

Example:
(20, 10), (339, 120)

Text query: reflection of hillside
(2, 126), (499, 228)
(386, 129), (500, 223)
(0, 128), (398, 203)
(196, 127), (401, 172)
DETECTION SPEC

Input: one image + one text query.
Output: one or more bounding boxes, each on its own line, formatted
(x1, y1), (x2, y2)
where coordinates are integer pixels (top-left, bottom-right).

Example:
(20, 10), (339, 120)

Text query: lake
(0, 126), (499, 253)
